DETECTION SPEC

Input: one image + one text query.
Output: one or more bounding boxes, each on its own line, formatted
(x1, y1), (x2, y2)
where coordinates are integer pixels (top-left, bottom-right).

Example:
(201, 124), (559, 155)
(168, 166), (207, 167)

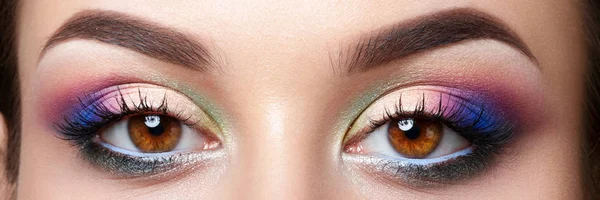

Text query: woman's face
(15, 0), (587, 199)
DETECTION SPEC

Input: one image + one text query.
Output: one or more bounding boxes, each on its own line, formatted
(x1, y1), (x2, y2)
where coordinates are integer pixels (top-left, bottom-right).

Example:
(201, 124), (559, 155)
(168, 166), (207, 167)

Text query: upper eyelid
(360, 89), (475, 121)
(365, 95), (470, 131)
(74, 85), (192, 110)
(91, 89), (198, 121)
(55, 85), (220, 151)
(58, 85), (199, 129)
(343, 86), (506, 143)
(342, 91), (515, 186)
(53, 82), (228, 140)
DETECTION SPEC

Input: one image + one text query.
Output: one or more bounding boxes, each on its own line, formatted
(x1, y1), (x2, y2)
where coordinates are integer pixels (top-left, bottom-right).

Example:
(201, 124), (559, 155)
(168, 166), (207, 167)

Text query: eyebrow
(340, 8), (536, 74)
(43, 10), (215, 71)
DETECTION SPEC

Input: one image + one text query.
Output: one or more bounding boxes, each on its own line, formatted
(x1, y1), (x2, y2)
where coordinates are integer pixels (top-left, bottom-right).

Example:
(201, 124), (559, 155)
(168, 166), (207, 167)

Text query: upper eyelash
(367, 93), (478, 130)
(364, 92), (514, 152)
(54, 87), (223, 176)
(55, 87), (194, 147)
(341, 92), (517, 185)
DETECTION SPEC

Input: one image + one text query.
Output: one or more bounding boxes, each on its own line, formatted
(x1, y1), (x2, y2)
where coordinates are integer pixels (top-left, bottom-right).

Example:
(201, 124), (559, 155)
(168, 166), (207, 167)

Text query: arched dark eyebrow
(339, 8), (537, 74)
(42, 10), (215, 71)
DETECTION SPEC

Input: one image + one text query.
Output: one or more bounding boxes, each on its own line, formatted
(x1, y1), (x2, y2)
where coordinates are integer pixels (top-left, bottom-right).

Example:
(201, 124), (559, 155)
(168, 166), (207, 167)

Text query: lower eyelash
(54, 87), (200, 176)
(99, 141), (183, 158)
(81, 141), (224, 176)
(380, 147), (473, 166)
(345, 92), (514, 186)
(345, 146), (491, 187)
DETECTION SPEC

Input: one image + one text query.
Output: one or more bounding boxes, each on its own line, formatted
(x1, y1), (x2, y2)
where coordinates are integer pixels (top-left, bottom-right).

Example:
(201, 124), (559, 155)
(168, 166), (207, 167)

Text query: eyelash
(346, 93), (515, 186)
(57, 89), (194, 144)
(55, 88), (204, 176)
(366, 94), (513, 146)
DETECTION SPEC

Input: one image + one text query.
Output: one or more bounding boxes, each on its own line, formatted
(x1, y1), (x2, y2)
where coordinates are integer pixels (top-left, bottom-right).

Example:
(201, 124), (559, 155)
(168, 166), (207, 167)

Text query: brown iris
(128, 114), (182, 153)
(388, 118), (443, 158)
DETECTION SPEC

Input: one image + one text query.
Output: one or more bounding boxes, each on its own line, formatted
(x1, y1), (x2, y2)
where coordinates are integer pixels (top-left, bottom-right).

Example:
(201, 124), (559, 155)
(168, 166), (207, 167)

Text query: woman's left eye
(100, 114), (218, 154)
(348, 117), (471, 159)
(341, 89), (515, 185)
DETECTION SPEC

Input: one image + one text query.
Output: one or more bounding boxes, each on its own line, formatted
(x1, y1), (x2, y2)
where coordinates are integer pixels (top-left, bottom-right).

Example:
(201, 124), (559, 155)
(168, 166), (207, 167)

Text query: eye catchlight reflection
(343, 86), (515, 186)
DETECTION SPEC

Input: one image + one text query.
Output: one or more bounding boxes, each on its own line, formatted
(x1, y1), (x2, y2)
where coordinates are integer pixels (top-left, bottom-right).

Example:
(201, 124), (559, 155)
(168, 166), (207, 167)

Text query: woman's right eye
(57, 84), (224, 176)
(100, 114), (219, 154)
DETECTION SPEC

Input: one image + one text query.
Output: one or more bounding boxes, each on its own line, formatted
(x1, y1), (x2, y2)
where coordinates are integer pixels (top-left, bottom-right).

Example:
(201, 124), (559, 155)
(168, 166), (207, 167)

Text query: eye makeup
(342, 86), (517, 187)
(54, 83), (224, 177)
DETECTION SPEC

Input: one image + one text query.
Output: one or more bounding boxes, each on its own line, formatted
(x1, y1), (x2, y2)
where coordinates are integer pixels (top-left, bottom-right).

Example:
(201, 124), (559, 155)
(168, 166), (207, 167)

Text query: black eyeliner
(54, 87), (202, 176)
(344, 92), (515, 186)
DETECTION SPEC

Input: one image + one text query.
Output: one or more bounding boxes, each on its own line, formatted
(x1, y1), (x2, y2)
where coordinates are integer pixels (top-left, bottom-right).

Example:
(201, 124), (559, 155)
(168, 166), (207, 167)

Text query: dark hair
(0, 0), (20, 198)
(583, 0), (600, 198)
(0, 0), (599, 199)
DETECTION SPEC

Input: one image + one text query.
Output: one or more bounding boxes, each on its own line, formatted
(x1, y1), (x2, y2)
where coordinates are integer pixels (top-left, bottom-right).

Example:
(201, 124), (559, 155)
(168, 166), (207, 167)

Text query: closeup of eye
(342, 88), (515, 186)
(354, 118), (470, 159)
(56, 85), (223, 176)
(100, 114), (219, 154)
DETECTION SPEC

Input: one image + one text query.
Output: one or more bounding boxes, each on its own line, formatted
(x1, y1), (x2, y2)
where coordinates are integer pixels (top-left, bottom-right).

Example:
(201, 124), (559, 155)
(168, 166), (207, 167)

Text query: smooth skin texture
(15, 0), (586, 199)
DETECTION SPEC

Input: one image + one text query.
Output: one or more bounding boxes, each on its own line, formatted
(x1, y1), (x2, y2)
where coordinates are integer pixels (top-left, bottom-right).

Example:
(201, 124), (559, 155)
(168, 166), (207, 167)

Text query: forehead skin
(16, 0), (586, 199)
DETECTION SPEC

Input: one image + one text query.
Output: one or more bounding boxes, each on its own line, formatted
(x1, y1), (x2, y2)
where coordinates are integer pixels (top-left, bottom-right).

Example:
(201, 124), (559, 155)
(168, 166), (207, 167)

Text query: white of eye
(100, 117), (207, 155)
(359, 120), (470, 161)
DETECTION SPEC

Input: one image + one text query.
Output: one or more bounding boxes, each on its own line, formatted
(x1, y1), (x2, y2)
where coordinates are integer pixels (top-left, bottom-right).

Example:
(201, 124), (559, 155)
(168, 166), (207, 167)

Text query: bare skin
(12, 0), (586, 199)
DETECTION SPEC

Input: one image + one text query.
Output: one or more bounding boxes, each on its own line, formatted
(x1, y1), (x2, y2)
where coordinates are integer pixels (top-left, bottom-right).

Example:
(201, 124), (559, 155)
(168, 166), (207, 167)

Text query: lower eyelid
(97, 142), (187, 157)
(341, 86), (516, 186)
(342, 145), (491, 187)
(83, 141), (227, 176)
(55, 84), (225, 177)
(374, 147), (473, 166)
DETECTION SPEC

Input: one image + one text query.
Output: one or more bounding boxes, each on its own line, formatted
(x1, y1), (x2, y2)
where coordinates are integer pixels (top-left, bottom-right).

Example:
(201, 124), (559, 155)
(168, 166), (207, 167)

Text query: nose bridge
(231, 94), (315, 200)
(210, 25), (340, 198)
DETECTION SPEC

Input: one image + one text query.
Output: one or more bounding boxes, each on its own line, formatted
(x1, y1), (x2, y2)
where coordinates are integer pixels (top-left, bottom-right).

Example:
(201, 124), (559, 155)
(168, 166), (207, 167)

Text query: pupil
(144, 115), (165, 136)
(398, 119), (420, 140)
